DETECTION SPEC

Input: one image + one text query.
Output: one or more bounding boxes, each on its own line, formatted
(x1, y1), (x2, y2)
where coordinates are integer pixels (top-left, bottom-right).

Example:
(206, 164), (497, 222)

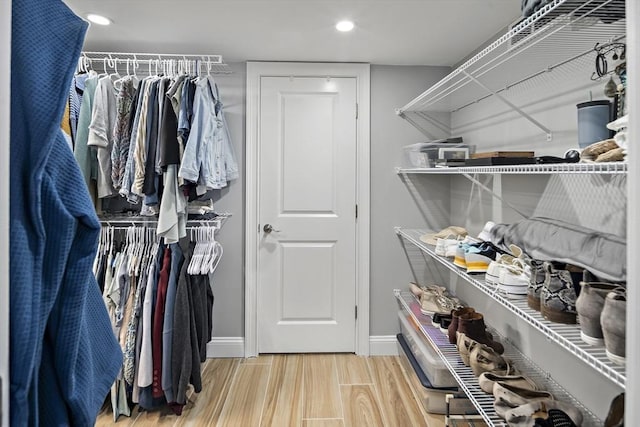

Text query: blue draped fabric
(10, 0), (123, 425)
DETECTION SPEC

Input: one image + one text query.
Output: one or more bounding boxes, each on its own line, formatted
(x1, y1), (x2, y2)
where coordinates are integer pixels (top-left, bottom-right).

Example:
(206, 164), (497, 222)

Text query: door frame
(245, 62), (371, 357)
(626, 0), (638, 422)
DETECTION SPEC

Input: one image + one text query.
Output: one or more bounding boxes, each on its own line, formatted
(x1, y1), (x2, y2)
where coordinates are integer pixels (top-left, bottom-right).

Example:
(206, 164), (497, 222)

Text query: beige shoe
(493, 382), (553, 418)
(581, 139), (618, 159)
(409, 282), (462, 315)
(596, 147), (625, 162)
(456, 332), (478, 366)
(478, 372), (537, 394)
(409, 282), (424, 299)
(469, 343), (511, 377)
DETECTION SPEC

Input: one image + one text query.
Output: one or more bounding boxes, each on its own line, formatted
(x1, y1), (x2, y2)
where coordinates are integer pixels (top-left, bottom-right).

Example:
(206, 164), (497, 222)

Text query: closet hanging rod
(102, 223), (223, 230)
(80, 51), (233, 74)
(99, 213), (231, 227)
(81, 51), (224, 62)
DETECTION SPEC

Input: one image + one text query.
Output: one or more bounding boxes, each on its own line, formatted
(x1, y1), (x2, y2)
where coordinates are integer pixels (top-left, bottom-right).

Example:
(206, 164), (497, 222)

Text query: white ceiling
(63, 0), (522, 66)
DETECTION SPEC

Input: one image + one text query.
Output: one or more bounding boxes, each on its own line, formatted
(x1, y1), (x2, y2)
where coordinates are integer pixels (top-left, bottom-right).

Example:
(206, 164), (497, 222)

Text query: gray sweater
(490, 216), (626, 282)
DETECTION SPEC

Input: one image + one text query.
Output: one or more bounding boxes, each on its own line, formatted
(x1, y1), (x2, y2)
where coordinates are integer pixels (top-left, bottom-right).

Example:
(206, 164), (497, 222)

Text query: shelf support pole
(461, 173), (529, 219)
(397, 111), (439, 140)
(461, 70), (553, 141)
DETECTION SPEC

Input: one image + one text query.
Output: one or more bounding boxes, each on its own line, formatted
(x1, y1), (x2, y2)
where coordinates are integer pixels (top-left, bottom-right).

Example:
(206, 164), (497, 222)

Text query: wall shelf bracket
(461, 70), (553, 141)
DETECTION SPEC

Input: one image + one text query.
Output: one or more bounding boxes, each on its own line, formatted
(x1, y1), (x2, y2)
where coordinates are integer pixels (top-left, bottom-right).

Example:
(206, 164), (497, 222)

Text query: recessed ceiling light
(86, 13), (112, 26)
(336, 20), (355, 32)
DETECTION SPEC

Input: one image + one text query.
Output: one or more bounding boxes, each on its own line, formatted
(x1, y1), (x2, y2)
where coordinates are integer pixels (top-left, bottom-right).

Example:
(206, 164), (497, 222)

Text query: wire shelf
(395, 227), (626, 390)
(397, 0), (625, 139)
(399, 0), (625, 115)
(394, 290), (602, 426)
(395, 161), (627, 175)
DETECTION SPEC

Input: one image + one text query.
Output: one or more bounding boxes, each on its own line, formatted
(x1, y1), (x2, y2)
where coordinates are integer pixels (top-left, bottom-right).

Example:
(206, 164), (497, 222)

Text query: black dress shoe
(534, 409), (577, 427)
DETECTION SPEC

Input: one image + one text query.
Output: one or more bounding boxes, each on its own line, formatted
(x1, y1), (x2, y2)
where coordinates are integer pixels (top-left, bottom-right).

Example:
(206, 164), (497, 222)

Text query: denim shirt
(178, 76), (238, 189)
(210, 78), (239, 186)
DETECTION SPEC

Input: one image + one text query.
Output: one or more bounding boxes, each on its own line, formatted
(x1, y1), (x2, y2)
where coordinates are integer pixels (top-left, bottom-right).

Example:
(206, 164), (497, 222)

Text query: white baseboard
(206, 337), (245, 358)
(206, 336), (398, 358)
(369, 335), (399, 356)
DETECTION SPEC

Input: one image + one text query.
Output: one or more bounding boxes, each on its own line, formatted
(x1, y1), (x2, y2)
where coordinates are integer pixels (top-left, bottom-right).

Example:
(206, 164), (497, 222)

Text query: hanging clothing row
(95, 222), (223, 421)
(66, 53), (238, 244)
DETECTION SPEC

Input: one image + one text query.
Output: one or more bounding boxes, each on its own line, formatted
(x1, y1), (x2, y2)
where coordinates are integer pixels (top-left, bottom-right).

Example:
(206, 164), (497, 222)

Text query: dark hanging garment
(159, 83), (181, 168)
(142, 80), (161, 196)
(142, 79), (168, 196)
(192, 274), (214, 363)
(206, 276), (214, 359)
(177, 80), (196, 143)
(172, 242), (202, 406)
(152, 246), (172, 399)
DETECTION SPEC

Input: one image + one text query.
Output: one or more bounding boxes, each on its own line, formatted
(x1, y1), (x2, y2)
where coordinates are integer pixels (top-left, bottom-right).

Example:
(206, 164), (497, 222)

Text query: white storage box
(397, 310), (458, 388)
(397, 334), (477, 416)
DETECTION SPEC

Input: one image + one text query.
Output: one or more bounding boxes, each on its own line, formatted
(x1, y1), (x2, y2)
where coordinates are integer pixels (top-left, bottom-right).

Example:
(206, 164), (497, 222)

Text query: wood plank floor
(95, 355), (484, 426)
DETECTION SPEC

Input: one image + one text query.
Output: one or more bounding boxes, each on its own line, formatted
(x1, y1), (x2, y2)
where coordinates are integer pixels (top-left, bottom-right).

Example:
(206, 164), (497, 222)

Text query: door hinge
(355, 204), (358, 219)
(355, 305), (358, 319)
(258, 223), (261, 233)
(356, 102), (359, 119)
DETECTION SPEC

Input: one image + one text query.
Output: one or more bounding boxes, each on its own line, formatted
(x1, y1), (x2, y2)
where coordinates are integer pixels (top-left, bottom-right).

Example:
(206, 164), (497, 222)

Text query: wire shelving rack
(395, 161), (627, 175)
(396, 0), (626, 140)
(394, 290), (602, 426)
(395, 227), (626, 390)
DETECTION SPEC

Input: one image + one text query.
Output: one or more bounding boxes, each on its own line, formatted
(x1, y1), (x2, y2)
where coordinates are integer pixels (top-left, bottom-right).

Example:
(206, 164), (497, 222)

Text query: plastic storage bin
(397, 310), (458, 388)
(402, 142), (474, 168)
(397, 334), (477, 416)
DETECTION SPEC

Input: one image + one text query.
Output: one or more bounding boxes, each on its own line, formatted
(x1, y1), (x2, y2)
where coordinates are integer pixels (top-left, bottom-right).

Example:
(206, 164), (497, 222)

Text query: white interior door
(258, 76), (357, 353)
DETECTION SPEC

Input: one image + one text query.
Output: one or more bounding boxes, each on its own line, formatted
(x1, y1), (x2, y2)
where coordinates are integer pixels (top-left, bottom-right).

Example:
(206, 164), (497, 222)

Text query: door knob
(263, 224), (280, 233)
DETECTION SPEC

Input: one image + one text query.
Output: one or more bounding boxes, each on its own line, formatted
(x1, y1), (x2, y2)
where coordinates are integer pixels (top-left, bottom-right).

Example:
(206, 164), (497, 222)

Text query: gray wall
(369, 65), (451, 336)
(210, 63), (246, 338)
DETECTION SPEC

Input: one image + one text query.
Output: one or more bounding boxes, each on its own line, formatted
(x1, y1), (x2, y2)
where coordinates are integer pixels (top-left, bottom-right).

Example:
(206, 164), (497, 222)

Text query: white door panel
(258, 76), (357, 353)
(281, 93), (336, 214)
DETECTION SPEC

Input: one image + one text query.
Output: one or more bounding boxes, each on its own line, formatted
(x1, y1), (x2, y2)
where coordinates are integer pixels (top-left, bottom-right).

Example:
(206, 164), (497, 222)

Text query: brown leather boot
(457, 312), (504, 354)
(448, 307), (475, 344)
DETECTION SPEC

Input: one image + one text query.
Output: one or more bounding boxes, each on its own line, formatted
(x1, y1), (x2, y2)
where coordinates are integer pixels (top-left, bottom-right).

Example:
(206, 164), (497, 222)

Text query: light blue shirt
(178, 76), (238, 189)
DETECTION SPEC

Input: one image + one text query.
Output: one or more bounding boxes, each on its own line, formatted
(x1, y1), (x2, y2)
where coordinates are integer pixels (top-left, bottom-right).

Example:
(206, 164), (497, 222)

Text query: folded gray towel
(490, 217), (626, 282)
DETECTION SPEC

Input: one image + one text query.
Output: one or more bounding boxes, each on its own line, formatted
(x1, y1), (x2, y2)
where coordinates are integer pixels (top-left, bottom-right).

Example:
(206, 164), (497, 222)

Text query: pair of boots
(576, 281), (626, 365)
(528, 262), (581, 324)
(448, 307), (504, 354)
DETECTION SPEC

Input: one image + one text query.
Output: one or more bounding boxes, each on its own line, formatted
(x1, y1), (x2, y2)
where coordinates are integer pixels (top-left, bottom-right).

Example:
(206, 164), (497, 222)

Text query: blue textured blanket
(11, 0), (122, 425)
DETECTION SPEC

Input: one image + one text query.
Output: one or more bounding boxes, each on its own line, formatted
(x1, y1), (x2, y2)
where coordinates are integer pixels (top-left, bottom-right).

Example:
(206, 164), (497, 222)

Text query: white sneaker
(486, 259), (503, 286)
(485, 245), (524, 286)
(497, 258), (530, 299)
(477, 221), (496, 242)
(435, 236), (461, 257)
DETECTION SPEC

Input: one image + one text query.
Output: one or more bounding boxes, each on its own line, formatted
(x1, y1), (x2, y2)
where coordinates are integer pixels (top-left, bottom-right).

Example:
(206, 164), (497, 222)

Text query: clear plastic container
(402, 142), (474, 168)
(397, 310), (458, 388)
(396, 334), (476, 415)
